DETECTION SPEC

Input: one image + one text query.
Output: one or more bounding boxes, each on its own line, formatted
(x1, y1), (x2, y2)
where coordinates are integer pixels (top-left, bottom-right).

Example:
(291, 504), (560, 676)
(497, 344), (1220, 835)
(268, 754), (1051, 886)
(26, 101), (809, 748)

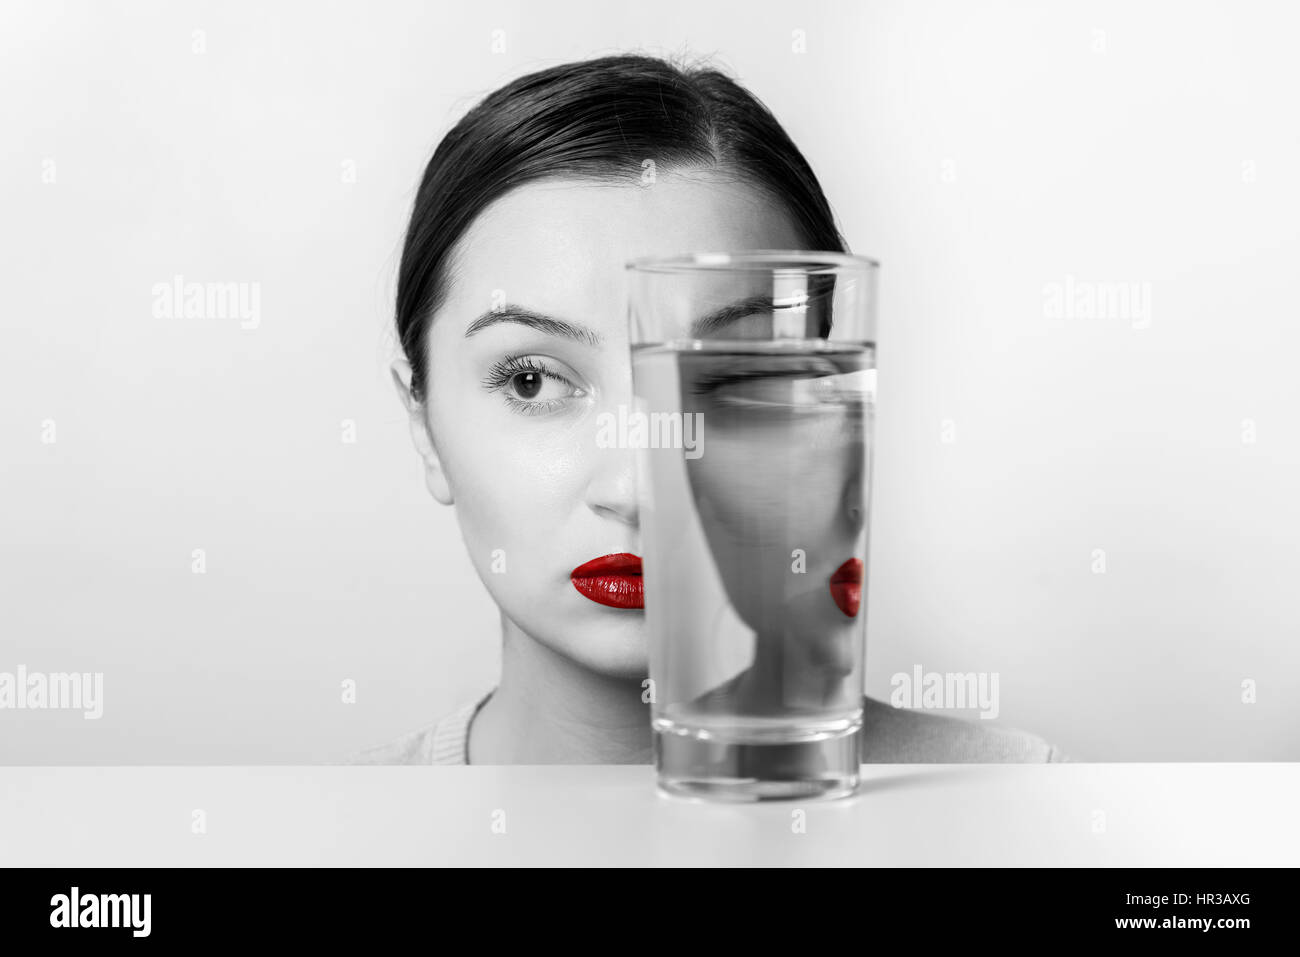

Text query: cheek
(689, 411), (861, 546)
(434, 408), (590, 581)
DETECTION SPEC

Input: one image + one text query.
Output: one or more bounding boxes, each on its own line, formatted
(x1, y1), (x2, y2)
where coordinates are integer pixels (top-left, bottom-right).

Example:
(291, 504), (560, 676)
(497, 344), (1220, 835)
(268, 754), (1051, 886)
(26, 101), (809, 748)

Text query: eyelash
(481, 355), (582, 415)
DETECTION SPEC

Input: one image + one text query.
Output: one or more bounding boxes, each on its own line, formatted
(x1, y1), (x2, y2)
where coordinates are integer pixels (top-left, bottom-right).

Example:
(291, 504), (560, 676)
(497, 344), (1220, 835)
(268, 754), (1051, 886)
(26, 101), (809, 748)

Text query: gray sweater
(349, 692), (1068, 764)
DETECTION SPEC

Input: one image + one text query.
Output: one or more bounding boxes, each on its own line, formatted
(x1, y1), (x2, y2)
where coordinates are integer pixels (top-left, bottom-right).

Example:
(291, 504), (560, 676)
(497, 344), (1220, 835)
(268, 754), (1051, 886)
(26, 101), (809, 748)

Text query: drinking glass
(626, 250), (879, 801)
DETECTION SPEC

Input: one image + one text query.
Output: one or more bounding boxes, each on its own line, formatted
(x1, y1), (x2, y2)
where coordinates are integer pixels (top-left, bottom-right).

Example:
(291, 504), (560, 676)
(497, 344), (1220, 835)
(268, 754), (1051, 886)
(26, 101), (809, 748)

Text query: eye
(691, 358), (856, 411)
(482, 355), (586, 416)
(708, 375), (824, 409)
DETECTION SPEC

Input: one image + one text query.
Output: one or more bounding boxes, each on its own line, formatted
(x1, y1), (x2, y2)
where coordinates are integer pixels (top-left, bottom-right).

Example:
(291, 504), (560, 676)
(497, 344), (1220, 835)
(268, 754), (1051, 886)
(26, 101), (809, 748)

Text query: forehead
(440, 172), (806, 331)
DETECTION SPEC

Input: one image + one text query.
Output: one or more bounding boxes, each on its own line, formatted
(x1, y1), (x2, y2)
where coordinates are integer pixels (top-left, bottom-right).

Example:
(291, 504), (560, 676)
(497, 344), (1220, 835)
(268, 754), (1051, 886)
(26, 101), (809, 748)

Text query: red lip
(571, 552), (644, 609)
(829, 558), (864, 617)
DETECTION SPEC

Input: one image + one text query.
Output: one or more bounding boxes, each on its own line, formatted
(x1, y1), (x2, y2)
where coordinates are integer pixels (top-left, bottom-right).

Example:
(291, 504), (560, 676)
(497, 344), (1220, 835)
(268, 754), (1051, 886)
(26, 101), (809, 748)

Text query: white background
(2, 0), (1296, 763)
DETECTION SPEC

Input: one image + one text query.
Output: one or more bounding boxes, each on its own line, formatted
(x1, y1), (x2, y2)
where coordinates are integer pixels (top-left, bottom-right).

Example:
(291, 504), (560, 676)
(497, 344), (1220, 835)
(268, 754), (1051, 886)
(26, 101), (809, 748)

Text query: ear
(390, 358), (454, 506)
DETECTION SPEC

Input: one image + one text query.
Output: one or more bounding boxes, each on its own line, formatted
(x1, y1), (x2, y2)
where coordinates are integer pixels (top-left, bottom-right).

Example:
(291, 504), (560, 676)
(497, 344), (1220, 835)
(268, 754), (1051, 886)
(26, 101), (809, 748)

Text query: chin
(540, 614), (650, 682)
(808, 636), (859, 679)
(566, 632), (650, 681)
(553, 647), (649, 682)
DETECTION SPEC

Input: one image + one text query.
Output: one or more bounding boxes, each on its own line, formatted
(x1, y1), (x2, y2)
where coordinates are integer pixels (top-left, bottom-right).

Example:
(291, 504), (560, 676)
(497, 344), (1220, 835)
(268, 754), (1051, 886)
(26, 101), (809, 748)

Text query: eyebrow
(689, 294), (778, 337)
(690, 292), (834, 338)
(463, 294), (826, 344)
(464, 305), (604, 347)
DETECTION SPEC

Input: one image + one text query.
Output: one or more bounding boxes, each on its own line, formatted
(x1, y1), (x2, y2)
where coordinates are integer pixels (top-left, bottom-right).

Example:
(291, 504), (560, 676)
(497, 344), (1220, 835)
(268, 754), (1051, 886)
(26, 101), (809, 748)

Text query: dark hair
(396, 53), (848, 401)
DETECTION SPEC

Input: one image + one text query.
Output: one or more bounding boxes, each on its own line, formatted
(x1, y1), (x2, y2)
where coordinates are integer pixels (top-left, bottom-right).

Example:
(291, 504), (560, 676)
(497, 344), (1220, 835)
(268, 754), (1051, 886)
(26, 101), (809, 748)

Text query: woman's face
(398, 171), (804, 679)
(678, 346), (871, 680)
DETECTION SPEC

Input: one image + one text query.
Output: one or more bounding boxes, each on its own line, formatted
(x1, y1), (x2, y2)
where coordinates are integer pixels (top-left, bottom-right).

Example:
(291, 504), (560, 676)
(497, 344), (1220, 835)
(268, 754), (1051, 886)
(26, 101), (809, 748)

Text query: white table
(1, 764), (1296, 866)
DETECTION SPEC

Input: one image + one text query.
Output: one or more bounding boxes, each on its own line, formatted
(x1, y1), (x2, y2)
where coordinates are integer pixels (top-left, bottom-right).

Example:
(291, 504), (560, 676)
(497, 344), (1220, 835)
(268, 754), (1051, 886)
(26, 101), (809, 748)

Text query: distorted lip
(571, 553), (643, 578)
(830, 558), (864, 586)
(829, 557), (864, 618)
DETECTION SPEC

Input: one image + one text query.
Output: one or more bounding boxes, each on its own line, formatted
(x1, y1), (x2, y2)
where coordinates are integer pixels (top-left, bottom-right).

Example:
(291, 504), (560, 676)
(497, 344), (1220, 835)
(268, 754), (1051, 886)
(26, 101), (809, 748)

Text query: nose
(586, 437), (640, 529)
(586, 352), (642, 530)
(841, 462), (867, 536)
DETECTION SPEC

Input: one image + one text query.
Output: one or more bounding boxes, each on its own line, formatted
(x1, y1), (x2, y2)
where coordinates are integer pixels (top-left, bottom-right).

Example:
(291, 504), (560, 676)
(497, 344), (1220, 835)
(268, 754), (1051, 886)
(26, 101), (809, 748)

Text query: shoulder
(346, 723), (439, 765)
(343, 694), (488, 766)
(860, 695), (1069, 763)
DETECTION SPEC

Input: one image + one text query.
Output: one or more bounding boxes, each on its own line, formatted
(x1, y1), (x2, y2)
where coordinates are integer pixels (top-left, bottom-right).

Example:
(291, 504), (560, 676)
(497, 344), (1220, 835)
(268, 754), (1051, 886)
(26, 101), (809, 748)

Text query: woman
(354, 53), (1066, 765)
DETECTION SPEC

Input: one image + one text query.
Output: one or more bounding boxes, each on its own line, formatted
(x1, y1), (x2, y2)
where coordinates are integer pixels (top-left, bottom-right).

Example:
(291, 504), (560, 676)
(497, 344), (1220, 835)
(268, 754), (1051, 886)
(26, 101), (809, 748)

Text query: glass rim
(624, 249), (880, 274)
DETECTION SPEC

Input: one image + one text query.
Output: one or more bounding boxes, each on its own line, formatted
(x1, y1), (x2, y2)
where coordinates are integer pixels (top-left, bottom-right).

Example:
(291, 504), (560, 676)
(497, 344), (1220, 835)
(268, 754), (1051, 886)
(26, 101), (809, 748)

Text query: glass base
(654, 722), (861, 802)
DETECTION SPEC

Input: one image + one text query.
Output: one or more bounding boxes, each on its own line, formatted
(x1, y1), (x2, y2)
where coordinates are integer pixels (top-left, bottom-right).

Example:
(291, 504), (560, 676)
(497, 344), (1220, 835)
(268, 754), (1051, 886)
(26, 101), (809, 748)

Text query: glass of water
(627, 250), (879, 801)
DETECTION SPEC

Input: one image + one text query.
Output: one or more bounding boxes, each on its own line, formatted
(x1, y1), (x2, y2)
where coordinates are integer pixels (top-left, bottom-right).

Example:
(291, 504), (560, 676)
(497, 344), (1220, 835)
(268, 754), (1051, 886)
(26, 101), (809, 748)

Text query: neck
(469, 610), (653, 764)
(735, 632), (848, 712)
